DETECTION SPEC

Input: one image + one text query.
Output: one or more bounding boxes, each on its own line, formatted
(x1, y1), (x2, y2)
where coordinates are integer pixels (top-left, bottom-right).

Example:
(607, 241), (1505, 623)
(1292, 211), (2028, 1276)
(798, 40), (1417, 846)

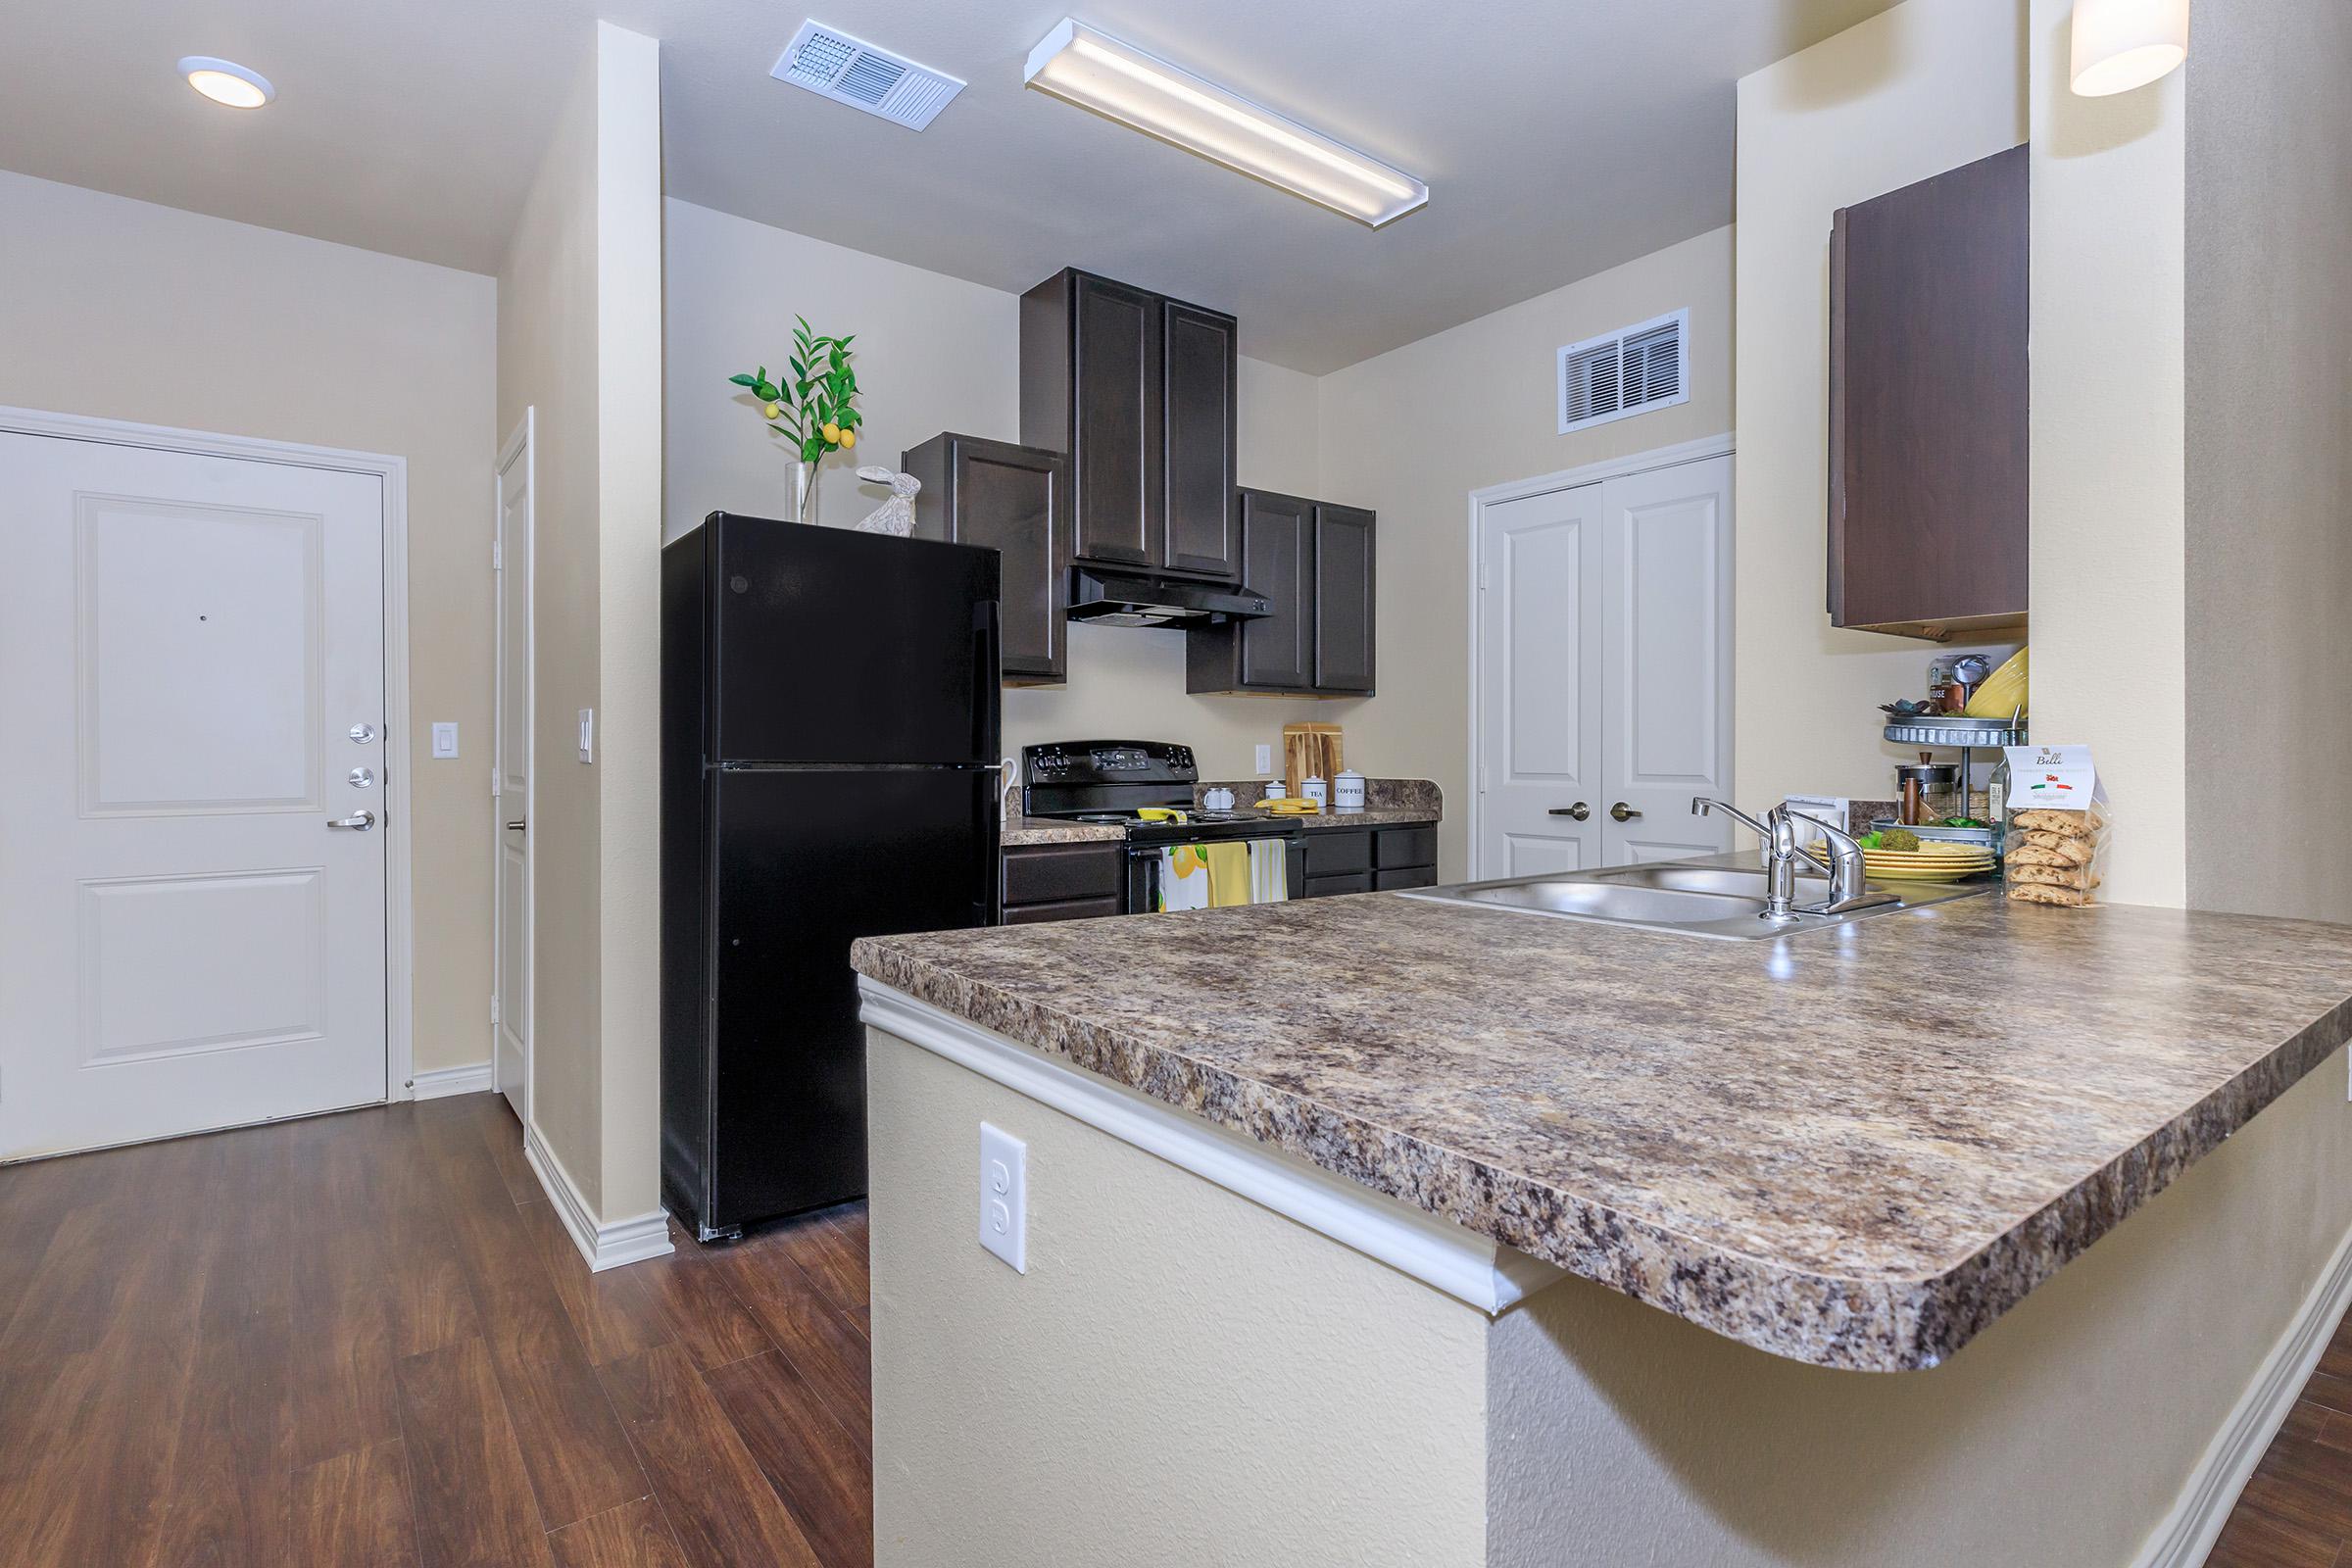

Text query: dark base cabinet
(1298, 823), (1436, 898)
(1002, 840), (1124, 924)
(905, 432), (1068, 685)
(1188, 490), (1377, 697)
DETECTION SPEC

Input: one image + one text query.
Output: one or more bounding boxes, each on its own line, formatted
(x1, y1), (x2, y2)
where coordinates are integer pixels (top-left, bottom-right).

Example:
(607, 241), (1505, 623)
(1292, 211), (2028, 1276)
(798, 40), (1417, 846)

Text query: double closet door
(1475, 455), (1734, 877)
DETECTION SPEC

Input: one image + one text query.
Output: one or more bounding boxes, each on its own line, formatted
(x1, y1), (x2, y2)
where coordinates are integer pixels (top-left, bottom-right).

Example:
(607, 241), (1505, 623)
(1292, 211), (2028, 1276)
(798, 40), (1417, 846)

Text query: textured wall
(864, 1027), (1491, 1567)
(1732, 0), (2027, 813)
(2183, 0), (2352, 920)
(0, 170), (496, 1079)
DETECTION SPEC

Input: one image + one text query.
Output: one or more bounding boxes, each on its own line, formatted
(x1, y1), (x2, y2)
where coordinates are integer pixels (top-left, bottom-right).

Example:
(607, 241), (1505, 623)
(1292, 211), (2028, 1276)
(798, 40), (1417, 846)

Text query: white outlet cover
(1255, 743), (1273, 774)
(431, 721), (460, 759)
(979, 1121), (1027, 1274)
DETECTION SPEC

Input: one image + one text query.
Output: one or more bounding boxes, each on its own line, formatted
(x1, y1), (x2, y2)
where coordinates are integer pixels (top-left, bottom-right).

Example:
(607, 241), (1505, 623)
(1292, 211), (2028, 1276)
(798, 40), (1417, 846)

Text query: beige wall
(0, 169), (496, 1079)
(497, 21), (665, 1220)
(2028, 0), (2188, 908)
(662, 200), (1350, 787)
(1314, 227), (1735, 877)
(2184, 0), (2352, 921)
(1732, 0), (2027, 814)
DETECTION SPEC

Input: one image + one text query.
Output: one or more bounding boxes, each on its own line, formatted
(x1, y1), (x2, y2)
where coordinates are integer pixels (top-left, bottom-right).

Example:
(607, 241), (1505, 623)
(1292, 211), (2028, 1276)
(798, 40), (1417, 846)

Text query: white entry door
(1597, 456), (1735, 862)
(1474, 451), (1735, 878)
(1476, 482), (1603, 876)
(493, 417), (532, 1118)
(0, 430), (388, 1160)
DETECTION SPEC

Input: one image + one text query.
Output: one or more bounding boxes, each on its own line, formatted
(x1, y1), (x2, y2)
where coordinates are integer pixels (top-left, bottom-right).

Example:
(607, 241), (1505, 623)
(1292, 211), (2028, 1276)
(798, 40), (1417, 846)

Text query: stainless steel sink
(1397, 854), (1992, 940)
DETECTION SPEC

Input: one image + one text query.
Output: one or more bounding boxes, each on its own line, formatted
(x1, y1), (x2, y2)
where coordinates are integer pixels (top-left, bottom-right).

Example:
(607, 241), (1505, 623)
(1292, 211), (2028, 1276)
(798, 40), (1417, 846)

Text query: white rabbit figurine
(853, 466), (920, 537)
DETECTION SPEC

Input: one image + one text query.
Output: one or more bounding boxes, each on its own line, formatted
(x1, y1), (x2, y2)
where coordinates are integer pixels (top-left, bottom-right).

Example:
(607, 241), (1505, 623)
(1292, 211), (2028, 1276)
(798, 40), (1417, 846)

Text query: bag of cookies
(2001, 746), (2109, 907)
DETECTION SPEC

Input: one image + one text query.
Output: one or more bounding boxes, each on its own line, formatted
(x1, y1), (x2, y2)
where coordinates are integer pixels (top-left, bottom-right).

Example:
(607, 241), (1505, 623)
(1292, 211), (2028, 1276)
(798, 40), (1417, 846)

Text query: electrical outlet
(978, 1121), (1027, 1273)
(1254, 743), (1273, 775)
(431, 721), (460, 759)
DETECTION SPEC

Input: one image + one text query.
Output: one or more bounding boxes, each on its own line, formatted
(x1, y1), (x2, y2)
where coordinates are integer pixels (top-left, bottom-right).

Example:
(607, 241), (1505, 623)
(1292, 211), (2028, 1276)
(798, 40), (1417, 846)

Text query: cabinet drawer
(1003, 895), (1122, 925)
(1301, 830), (1371, 877)
(1372, 825), (1437, 870)
(1373, 865), (1438, 892)
(1003, 842), (1124, 906)
(1301, 870), (1373, 899)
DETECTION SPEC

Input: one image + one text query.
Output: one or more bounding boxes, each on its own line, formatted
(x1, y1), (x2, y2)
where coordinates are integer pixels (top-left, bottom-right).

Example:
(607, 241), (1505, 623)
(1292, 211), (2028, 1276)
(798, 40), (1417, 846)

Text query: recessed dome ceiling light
(178, 56), (274, 109)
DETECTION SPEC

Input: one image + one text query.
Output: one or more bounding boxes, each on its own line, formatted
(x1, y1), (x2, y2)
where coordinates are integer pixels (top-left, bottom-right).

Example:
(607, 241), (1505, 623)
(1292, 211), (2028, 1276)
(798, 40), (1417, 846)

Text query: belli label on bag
(2004, 745), (2105, 811)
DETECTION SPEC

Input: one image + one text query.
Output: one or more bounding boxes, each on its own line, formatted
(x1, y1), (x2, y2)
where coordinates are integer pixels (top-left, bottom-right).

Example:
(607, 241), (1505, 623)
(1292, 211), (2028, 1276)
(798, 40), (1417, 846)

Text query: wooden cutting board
(1283, 723), (1344, 795)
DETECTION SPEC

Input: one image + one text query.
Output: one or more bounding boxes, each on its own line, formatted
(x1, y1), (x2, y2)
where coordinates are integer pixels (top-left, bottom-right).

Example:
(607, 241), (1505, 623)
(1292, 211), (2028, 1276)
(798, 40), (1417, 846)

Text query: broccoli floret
(1881, 828), (1922, 852)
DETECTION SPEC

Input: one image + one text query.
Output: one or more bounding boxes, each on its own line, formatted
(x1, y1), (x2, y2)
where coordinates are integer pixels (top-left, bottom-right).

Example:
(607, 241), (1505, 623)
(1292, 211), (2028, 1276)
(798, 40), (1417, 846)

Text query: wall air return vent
(1557, 309), (1690, 434)
(771, 21), (965, 131)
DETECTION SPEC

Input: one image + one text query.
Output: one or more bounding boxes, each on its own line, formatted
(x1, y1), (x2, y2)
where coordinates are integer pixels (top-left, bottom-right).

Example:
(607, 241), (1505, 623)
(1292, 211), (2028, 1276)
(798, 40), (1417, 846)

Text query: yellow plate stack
(1818, 841), (1996, 881)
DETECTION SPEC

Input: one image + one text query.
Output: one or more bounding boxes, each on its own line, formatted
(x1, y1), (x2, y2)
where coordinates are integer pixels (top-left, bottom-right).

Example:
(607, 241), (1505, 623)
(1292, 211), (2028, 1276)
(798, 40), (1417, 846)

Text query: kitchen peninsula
(851, 891), (2352, 1566)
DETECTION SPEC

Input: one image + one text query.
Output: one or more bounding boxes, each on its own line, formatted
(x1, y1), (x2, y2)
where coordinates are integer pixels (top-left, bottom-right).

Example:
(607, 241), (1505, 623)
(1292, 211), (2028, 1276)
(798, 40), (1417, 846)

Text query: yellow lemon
(821, 422), (841, 444)
(840, 428), (857, 450)
(760, 401), (781, 419)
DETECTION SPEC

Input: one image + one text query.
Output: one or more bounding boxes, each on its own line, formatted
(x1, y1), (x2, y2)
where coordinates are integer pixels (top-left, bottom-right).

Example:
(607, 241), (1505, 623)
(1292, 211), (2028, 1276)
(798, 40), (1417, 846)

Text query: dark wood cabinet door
(1236, 491), (1311, 689)
(1311, 505), (1376, 694)
(1160, 301), (1239, 578)
(1069, 273), (1159, 568)
(903, 432), (1067, 684)
(1829, 143), (2029, 637)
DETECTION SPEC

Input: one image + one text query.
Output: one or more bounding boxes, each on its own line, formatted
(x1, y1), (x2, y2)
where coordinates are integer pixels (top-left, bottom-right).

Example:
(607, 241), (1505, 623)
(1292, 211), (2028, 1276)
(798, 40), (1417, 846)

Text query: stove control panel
(1023, 740), (1197, 786)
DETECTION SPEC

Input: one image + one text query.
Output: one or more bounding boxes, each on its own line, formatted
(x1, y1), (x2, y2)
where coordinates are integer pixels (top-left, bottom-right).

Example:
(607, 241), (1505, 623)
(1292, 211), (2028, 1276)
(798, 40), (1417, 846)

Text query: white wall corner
(524, 1120), (674, 1272)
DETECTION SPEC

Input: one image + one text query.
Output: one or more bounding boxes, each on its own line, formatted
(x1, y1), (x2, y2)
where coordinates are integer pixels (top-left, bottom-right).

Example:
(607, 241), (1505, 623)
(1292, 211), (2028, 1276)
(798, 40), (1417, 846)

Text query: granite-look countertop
(1001, 815), (1128, 848)
(852, 889), (2352, 1371)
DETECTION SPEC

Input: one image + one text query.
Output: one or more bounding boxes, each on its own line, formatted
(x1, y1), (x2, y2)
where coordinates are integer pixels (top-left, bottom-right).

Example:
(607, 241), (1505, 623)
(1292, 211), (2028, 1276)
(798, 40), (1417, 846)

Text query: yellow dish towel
(1201, 841), (1252, 906)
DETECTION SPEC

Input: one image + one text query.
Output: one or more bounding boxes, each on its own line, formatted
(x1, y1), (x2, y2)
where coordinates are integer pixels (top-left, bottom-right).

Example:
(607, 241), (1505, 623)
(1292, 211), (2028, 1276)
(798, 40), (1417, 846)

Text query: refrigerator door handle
(972, 597), (1002, 762)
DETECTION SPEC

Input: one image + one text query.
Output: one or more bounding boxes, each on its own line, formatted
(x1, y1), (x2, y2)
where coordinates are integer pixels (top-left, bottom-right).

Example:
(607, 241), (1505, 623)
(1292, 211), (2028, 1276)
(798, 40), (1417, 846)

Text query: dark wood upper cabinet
(1022, 268), (1239, 581)
(1188, 491), (1374, 697)
(1829, 143), (2030, 640)
(1311, 504), (1377, 693)
(1160, 301), (1240, 578)
(903, 432), (1068, 685)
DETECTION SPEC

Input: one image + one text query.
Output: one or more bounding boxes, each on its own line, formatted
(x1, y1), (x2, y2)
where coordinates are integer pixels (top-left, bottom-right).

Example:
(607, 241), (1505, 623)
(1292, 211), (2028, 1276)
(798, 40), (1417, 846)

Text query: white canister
(1333, 769), (1366, 812)
(1261, 780), (1287, 801)
(1204, 787), (1235, 811)
(1301, 775), (1329, 808)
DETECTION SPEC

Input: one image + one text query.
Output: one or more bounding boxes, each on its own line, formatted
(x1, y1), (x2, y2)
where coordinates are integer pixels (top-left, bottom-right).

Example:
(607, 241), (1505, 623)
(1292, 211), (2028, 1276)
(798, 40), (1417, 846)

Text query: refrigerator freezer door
(706, 765), (1000, 1228)
(710, 514), (1001, 765)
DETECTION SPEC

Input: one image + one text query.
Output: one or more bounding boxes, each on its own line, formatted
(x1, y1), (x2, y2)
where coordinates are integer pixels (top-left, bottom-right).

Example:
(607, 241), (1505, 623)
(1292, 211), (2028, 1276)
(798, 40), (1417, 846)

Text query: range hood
(1066, 565), (1273, 628)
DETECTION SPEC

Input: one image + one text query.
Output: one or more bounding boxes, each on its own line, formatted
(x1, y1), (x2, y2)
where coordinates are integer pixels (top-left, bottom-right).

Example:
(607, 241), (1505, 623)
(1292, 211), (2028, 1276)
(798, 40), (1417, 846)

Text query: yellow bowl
(1964, 647), (2030, 719)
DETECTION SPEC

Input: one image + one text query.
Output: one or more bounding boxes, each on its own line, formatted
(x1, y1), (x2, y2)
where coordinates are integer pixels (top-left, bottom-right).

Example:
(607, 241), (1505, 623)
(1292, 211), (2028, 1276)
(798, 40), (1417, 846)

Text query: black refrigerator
(662, 513), (1002, 1240)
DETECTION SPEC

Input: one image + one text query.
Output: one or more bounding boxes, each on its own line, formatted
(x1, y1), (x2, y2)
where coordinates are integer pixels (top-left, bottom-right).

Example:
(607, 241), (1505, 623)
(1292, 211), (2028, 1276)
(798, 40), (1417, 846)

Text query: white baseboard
(409, 1061), (494, 1101)
(521, 1122), (673, 1273)
(2134, 1217), (2352, 1567)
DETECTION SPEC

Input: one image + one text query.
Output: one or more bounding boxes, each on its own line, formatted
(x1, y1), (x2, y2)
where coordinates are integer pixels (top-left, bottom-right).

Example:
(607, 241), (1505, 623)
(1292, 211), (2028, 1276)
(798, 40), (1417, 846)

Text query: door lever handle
(328, 810), (377, 831)
(1609, 802), (1642, 822)
(1548, 803), (1591, 820)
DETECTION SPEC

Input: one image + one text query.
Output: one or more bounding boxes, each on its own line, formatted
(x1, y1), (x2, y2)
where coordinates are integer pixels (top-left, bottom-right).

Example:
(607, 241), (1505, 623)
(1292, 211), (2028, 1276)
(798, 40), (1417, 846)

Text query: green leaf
(802, 439), (825, 463)
(754, 380), (780, 403)
(728, 372), (757, 387)
(789, 357), (806, 381)
(836, 334), (856, 349)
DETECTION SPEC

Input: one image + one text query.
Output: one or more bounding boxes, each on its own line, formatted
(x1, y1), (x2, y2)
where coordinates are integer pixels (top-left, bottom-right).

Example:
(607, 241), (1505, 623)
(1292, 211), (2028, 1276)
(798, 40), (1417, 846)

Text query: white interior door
(493, 417), (532, 1119)
(1476, 483), (1603, 877)
(1598, 456), (1736, 862)
(0, 430), (388, 1159)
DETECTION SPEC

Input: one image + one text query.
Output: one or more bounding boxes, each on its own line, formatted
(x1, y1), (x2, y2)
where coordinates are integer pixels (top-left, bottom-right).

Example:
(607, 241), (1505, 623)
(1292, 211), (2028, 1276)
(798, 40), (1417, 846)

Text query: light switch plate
(431, 721), (460, 759)
(577, 709), (595, 763)
(978, 1121), (1027, 1274)
(1254, 743), (1273, 775)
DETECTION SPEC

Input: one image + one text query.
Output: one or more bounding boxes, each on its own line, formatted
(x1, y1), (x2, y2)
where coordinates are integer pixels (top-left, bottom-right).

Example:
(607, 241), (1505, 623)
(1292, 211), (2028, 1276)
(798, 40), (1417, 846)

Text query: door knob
(328, 810), (377, 831)
(1548, 803), (1591, 820)
(1609, 802), (1642, 822)
(505, 820), (527, 833)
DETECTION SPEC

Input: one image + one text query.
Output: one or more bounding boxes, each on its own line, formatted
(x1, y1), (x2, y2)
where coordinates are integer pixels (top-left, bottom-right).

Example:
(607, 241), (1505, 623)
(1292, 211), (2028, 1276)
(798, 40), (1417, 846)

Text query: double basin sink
(1399, 854), (1991, 940)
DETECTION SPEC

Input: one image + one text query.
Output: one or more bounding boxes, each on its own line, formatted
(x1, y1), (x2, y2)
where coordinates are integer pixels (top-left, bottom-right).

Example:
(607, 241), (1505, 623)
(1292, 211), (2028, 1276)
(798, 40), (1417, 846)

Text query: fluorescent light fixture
(179, 55), (274, 109)
(2070, 0), (2190, 97)
(1022, 19), (1426, 227)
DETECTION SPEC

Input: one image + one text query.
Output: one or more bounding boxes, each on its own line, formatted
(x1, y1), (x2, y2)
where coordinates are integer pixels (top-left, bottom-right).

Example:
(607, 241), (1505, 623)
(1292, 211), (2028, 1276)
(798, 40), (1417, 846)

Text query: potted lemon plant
(728, 317), (861, 526)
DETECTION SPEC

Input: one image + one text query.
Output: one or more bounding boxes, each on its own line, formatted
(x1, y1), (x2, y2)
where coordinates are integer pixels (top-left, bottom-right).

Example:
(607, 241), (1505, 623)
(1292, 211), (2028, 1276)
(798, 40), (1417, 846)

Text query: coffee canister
(1333, 769), (1366, 811)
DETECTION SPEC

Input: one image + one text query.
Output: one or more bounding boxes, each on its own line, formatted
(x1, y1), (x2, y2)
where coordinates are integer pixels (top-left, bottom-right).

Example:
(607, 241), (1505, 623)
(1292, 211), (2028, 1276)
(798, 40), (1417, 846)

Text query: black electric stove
(1021, 740), (1304, 907)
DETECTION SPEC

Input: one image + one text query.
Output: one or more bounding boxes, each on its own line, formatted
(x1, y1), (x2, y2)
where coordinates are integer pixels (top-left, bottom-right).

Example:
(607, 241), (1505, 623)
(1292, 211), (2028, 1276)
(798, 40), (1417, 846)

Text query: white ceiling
(0, 0), (1893, 373)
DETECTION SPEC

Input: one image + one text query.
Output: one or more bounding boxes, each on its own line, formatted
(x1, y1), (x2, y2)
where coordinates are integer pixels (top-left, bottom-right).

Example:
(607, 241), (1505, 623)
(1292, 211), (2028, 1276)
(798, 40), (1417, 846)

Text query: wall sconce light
(2070, 0), (2190, 97)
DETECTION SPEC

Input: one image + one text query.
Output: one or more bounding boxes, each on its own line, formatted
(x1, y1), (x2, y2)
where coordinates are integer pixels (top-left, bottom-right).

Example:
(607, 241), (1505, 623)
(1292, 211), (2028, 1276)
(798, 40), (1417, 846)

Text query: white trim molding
(1465, 432), (1736, 881)
(410, 1061), (495, 1101)
(858, 980), (1565, 1315)
(2132, 1218), (2352, 1568)
(0, 403), (417, 1106)
(524, 1122), (675, 1273)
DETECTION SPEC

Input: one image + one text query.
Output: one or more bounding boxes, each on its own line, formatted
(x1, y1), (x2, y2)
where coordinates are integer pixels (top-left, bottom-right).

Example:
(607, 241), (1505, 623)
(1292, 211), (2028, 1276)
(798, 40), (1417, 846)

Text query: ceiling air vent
(1557, 309), (1690, 434)
(770, 21), (965, 131)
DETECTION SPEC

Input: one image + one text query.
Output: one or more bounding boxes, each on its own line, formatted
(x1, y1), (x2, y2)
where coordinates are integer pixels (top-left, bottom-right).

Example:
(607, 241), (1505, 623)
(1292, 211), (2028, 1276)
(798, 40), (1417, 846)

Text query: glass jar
(1895, 760), (1961, 826)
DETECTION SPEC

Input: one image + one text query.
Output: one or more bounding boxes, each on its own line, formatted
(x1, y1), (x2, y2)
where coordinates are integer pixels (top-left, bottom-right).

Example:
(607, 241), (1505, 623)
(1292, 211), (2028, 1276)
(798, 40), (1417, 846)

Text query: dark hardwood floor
(0, 1093), (871, 1568)
(5, 1091), (2350, 1566)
